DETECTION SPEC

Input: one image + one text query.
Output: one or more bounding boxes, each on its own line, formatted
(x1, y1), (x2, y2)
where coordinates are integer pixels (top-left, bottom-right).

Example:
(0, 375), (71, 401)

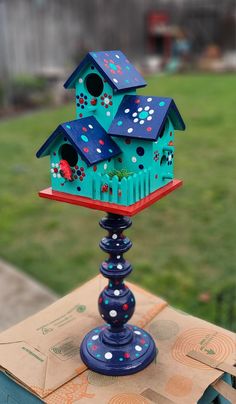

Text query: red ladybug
(90, 98), (97, 106)
(101, 184), (108, 193)
(59, 160), (73, 181)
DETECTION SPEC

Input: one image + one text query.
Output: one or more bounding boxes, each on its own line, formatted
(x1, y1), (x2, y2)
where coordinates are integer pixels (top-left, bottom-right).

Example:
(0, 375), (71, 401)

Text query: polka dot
(106, 111), (111, 116)
(136, 147), (145, 156)
(105, 352), (113, 360)
(109, 149), (113, 153)
(112, 234), (118, 239)
(117, 120), (123, 126)
(144, 106), (150, 111)
(99, 139), (105, 145)
(124, 108), (130, 113)
(109, 310), (117, 317)
(83, 147), (89, 153)
(138, 107), (142, 112)
(134, 330), (141, 335)
(79, 78), (83, 83)
(105, 299), (109, 304)
(77, 187), (81, 191)
(147, 116), (152, 121)
(122, 304), (128, 310)
(114, 290), (120, 296)
(139, 164), (144, 170)
(135, 345), (142, 352)
(147, 127), (152, 132)
(124, 352), (130, 359)
(159, 101), (165, 107)
(119, 357), (124, 361)
(57, 173), (61, 178)
(131, 156), (137, 163)
(81, 135), (88, 142)
(50, 168), (54, 173)
(88, 124), (93, 129)
(132, 112), (138, 117)
(113, 78), (118, 83)
(127, 128), (133, 133)
(82, 126), (87, 132)
(92, 335), (99, 340)
(96, 148), (102, 153)
(133, 118), (138, 123)
(53, 173), (57, 178)
(149, 109), (154, 115)
(104, 163), (108, 169)
(117, 255), (121, 259)
(139, 120), (144, 125)
(147, 97), (152, 102)
(51, 163), (55, 167)
(117, 264), (123, 269)
(55, 163), (59, 167)
(115, 54), (120, 59)
(93, 165), (97, 172)
(66, 124), (71, 129)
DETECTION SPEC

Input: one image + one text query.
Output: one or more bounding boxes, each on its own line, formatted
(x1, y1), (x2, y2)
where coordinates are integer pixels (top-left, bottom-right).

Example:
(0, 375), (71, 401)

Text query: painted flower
(131, 105), (154, 125)
(100, 93), (113, 109)
(50, 162), (61, 178)
(104, 59), (122, 75)
(76, 93), (88, 110)
(153, 151), (160, 162)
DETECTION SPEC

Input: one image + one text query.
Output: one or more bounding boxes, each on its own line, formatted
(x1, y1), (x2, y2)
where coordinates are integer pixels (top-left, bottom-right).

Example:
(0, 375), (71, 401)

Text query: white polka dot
(138, 107), (143, 112)
(105, 352), (113, 359)
(53, 173), (57, 178)
(113, 78), (118, 83)
(57, 173), (61, 178)
(134, 330), (141, 335)
(50, 168), (54, 173)
(112, 234), (118, 239)
(135, 345), (142, 352)
(96, 148), (102, 153)
(55, 163), (59, 167)
(124, 108), (130, 113)
(132, 156), (137, 163)
(132, 112), (137, 117)
(88, 124), (93, 129)
(116, 243), (120, 246)
(117, 264), (123, 269)
(133, 118), (138, 123)
(92, 335), (99, 340)
(79, 78), (83, 83)
(115, 54), (120, 59)
(51, 163), (55, 167)
(144, 106), (150, 111)
(147, 97), (152, 102)
(114, 290), (120, 296)
(149, 109), (154, 115)
(117, 255), (121, 259)
(104, 163), (108, 170)
(101, 314), (104, 318)
(147, 116), (152, 121)
(139, 120), (144, 125)
(109, 310), (117, 317)
(104, 97), (109, 105)
(127, 128), (133, 133)
(106, 111), (111, 116)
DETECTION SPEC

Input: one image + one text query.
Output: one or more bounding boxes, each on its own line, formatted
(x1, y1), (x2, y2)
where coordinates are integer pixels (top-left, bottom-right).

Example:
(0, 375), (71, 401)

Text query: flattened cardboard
(0, 275), (166, 399)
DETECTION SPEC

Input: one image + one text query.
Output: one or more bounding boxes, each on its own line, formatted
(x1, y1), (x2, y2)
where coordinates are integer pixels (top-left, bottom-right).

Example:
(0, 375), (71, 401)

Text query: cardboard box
(0, 276), (235, 403)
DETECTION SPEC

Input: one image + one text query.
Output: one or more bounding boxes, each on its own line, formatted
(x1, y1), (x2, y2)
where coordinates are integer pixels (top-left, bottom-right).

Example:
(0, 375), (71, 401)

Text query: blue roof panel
(36, 117), (121, 166)
(64, 50), (147, 91)
(108, 95), (185, 141)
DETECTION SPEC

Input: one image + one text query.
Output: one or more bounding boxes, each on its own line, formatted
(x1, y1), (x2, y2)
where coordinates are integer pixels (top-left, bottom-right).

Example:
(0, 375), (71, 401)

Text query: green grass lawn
(0, 74), (235, 329)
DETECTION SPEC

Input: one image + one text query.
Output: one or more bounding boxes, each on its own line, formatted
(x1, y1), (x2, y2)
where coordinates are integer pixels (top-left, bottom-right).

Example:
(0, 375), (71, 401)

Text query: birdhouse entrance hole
(59, 144), (78, 167)
(85, 73), (104, 97)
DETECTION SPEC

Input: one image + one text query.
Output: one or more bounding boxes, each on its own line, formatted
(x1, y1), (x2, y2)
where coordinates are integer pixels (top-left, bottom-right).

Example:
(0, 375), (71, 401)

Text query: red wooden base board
(38, 179), (182, 216)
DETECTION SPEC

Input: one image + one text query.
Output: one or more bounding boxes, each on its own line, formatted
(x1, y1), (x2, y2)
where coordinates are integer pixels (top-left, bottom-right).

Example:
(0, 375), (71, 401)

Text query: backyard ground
(0, 74), (235, 330)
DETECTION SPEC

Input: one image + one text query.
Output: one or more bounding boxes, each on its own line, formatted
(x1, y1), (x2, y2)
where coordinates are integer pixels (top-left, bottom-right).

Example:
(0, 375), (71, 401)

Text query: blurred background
(0, 0), (235, 331)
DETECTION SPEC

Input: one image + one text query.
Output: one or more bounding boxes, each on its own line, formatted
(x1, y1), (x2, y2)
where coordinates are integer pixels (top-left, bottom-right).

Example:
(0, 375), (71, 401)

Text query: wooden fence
(92, 168), (152, 206)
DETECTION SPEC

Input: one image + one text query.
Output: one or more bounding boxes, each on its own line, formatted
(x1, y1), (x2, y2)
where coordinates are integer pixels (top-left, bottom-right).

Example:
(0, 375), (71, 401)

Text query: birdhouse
(36, 50), (185, 209)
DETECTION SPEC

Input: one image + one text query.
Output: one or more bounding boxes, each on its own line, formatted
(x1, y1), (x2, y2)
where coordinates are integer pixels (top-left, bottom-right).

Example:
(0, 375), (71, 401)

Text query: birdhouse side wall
(113, 137), (153, 174)
(49, 135), (115, 197)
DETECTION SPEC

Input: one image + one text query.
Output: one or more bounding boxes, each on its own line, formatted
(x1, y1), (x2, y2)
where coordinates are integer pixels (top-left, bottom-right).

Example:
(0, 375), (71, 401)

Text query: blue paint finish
(108, 95), (185, 140)
(80, 214), (157, 375)
(64, 50), (146, 91)
(36, 117), (121, 166)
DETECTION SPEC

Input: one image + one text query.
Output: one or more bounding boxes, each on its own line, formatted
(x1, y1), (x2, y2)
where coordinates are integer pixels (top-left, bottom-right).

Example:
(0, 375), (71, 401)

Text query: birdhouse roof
(108, 95), (186, 141)
(64, 50), (147, 91)
(36, 117), (121, 166)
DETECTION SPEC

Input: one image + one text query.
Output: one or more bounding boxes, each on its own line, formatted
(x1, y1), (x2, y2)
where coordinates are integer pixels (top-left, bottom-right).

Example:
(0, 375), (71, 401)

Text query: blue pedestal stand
(80, 213), (157, 376)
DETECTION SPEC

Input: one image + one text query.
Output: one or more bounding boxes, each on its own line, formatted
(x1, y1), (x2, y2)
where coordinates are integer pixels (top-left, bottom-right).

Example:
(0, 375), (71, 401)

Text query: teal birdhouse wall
(37, 50), (185, 207)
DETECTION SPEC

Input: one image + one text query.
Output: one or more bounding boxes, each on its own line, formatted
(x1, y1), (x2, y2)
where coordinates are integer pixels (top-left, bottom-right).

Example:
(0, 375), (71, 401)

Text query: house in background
(36, 50), (185, 206)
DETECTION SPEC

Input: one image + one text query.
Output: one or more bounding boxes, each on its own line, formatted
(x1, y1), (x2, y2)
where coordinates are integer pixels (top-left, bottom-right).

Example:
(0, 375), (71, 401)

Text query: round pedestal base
(80, 324), (157, 376)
